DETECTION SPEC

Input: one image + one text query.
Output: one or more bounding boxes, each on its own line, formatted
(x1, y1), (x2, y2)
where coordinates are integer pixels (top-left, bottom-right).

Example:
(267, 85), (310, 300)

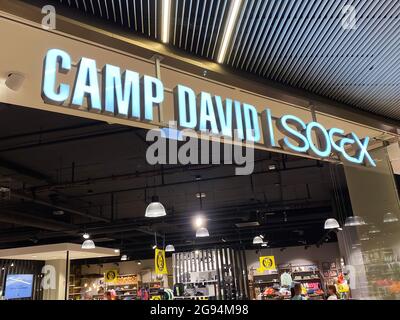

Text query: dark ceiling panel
(172, 0), (229, 59)
(227, 0), (400, 120)
(58, 0), (159, 38)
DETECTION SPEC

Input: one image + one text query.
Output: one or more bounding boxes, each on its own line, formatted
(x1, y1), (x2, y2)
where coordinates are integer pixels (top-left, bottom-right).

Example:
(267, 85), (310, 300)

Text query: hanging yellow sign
(258, 256), (276, 272)
(104, 269), (119, 283)
(155, 249), (168, 275)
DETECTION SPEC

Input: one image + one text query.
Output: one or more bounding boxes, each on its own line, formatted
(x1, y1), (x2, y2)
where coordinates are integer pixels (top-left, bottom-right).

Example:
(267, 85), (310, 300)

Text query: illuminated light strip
(217, 0), (242, 64)
(161, 0), (172, 43)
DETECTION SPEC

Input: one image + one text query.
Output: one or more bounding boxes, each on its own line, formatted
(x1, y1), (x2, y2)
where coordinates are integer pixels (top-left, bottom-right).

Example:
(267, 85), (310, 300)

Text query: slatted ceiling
(58, 0), (158, 38)
(45, 0), (400, 120)
(173, 0), (229, 59)
(227, 0), (400, 120)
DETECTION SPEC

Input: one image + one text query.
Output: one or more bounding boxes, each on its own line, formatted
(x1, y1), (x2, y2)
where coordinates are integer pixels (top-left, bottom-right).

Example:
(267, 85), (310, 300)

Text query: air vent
(235, 221), (260, 228)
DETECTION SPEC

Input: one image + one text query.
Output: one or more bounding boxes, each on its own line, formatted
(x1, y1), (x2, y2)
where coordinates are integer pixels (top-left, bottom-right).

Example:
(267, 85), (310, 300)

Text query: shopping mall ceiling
(0, 103), (344, 259)
(33, 0), (400, 121)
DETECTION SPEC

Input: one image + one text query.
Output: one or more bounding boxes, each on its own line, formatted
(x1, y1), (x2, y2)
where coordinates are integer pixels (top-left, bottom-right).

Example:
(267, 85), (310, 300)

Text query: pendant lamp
(324, 218), (340, 230)
(383, 212), (399, 223)
(81, 239), (95, 249)
(145, 196), (166, 218)
(165, 244), (175, 252)
(344, 216), (366, 227)
(253, 236), (263, 245)
(196, 227), (210, 238)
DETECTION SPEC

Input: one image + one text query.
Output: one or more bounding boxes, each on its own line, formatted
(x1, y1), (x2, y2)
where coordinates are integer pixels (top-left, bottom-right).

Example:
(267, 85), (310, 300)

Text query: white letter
(72, 57), (101, 110)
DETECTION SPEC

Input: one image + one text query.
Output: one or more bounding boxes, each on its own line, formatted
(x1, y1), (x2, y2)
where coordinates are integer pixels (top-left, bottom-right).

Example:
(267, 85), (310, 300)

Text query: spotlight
(152, 245), (157, 250)
(5, 72), (25, 91)
(82, 233), (90, 240)
(253, 236), (263, 245)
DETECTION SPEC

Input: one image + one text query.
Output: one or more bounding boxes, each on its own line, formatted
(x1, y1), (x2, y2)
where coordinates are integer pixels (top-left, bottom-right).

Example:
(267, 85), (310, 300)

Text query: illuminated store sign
(41, 49), (376, 167)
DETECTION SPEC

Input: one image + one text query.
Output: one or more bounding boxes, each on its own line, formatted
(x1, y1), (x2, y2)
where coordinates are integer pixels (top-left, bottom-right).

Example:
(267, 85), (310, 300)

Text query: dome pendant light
(324, 218), (340, 230)
(165, 244), (175, 252)
(383, 212), (399, 223)
(81, 239), (96, 250)
(196, 227), (210, 238)
(344, 216), (366, 227)
(253, 236), (264, 245)
(145, 195), (166, 218)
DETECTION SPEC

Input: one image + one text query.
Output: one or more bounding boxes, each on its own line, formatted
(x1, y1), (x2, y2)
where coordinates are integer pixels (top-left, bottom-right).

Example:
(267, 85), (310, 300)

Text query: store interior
(0, 103), (399, 300)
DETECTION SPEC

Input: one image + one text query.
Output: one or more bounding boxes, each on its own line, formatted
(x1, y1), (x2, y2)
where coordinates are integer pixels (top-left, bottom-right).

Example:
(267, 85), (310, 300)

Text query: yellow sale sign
(258, 256), (276, 272)
(155, 249), (168, 275)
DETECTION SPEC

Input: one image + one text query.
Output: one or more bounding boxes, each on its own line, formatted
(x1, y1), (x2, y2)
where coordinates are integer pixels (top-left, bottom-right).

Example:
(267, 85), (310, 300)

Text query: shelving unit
(68, 266), (83, 300)
(251, 264), (325, 300)
(106, 274), (139, 300)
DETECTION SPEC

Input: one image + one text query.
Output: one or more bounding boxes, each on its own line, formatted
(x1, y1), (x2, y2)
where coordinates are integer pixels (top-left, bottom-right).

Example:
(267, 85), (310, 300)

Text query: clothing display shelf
(253, 264), (325, 300)
(106, 274), (139, 299)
